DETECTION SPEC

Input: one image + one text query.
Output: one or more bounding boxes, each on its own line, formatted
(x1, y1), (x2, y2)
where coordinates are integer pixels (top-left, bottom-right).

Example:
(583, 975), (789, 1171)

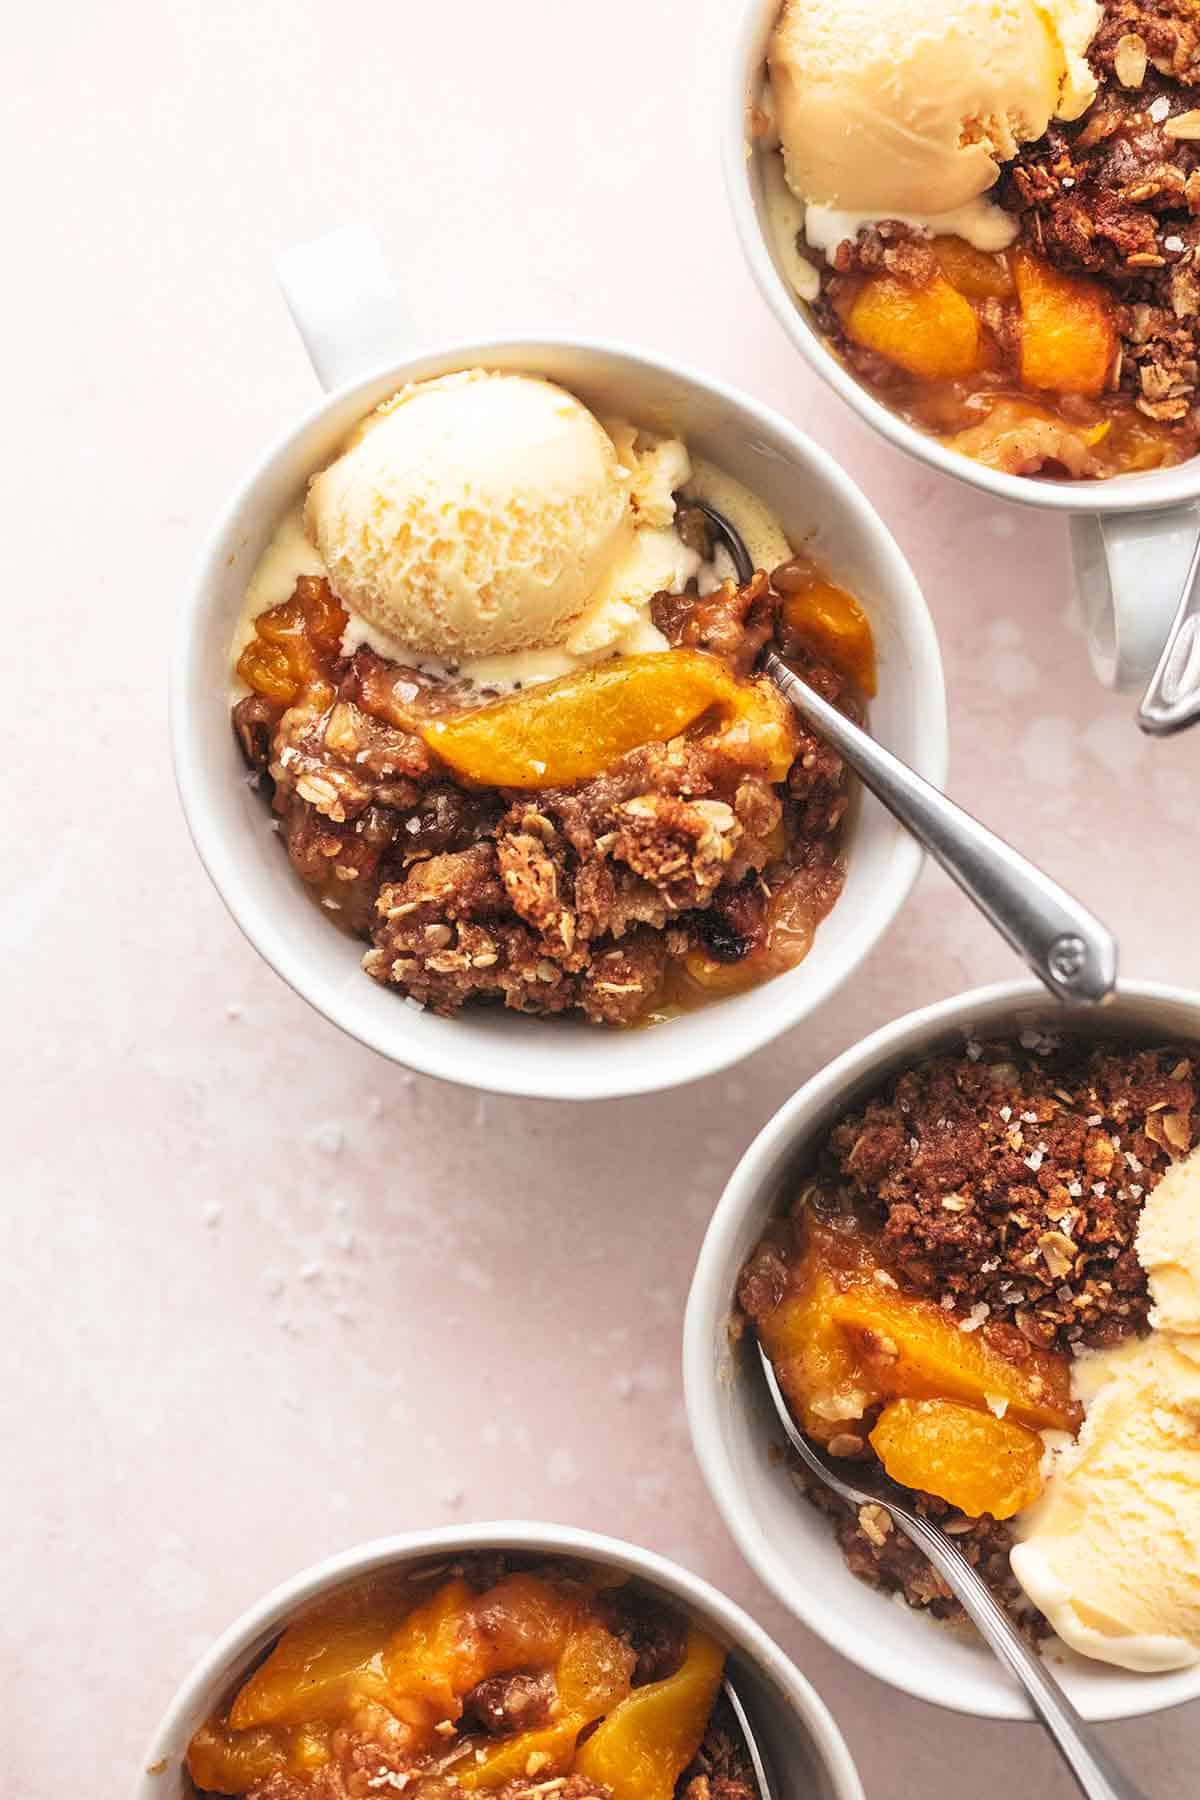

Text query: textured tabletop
(4, 2), (1198, 1795)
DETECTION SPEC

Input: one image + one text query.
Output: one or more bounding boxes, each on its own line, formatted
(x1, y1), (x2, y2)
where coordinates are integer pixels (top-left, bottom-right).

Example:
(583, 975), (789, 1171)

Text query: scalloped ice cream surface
(766, 0), (1102, 266)
(1010, 1145), (1200, 1673)
(307, 371), (635, 661)
(233, 370), (793, 695)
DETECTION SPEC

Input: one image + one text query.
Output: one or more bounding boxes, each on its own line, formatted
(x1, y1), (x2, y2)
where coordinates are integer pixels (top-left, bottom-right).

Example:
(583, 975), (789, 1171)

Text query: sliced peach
(830, 1287), (1081, 1434)
(229, 1578), (415, 1730)
(1012, 250), (1116, 398)
(752, 1216), (1081, 1440)
(185, 1721), (330, 1794)
(457, 1622), (634, 1791)
(845, 274), (982, 381)
(423, 651), (745, 789)
(380, 1575), (482, 1724)
(451, 1571), (583, 1680)
(237, 576), (347, 706)
(716, 675), (799, 784)
(933, 237), (1015, 302)
(574, 1626), (725, 1800)
(186, 1722), (290, 1794)
(780, 582), (877, 695)
(870, 1399), (1044, 1519)
(750, 1219), (882, 1442)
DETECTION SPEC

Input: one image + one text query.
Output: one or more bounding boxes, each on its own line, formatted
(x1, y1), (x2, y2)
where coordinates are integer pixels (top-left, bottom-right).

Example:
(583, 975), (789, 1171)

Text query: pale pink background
(4, 2), (1199, 1795)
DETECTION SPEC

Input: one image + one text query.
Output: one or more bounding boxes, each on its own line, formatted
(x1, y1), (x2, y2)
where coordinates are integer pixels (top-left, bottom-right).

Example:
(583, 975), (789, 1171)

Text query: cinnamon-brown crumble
(234, 548), (869, 1027)
(1001, 2), (1200, 431)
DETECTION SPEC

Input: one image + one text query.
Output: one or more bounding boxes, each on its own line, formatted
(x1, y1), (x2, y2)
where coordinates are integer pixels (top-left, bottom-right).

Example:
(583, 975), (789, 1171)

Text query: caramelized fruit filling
(236, 577), (348, 710)
(870, 1399), (1045, 1522)
(234, 546), (876, 1025)
(187, 1563), (732, 1799)
(422, 651), (797, 790)
(825, 239), (1182, 477)
(746, 1211), (1079, 1519)
(843, 269), (983, 383)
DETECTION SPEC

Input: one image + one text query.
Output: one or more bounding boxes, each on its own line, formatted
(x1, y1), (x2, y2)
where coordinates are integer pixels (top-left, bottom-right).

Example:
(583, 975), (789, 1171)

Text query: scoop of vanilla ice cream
(306, 370), (634, 660)
(769, 0), (1101, 220)
(1137, 1148), (1200, 1335)
(1011, 1334), (1200, 1671)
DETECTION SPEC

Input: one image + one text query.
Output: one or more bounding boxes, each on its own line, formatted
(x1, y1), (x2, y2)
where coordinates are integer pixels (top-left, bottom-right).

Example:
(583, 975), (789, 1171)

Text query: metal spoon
(756, 1347), (1146, 1800)
(688, 501), (1118, 1005)
(1138, 528), (1200, 736)
(721, 1674), (777, 1800)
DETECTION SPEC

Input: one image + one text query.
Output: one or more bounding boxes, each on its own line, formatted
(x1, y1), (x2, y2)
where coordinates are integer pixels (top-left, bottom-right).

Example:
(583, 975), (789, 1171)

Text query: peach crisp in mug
(727, 0), (1200, 704)
(171, 226), (945, 1100)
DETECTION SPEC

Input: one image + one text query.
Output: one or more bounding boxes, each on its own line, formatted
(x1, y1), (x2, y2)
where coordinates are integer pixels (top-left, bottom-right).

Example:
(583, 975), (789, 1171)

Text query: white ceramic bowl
(172, 335), (946, 1101)
(723, 0), (1200, 693)
(134, 1521), (865, 1800)
(684, 979), (1200, 1722)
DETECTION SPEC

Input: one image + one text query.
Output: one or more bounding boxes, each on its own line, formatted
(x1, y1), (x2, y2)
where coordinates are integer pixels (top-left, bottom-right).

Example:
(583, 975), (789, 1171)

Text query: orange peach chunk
(457, 1623), (635, 1790)
(1013, 250), (1116, 398)
(752, 1217), (1081, 1441)
(749, 1220), (883, 1443)
(780, 583), (877, 695)
(933, 237), (1015, 302)
(845, 274), (982, 381)
(830, 1286), (1081, 1434)
(425, 652), (797, 790)
(423, 652), (742, 789)
(574, 1626), (725, 1800)
(870, 1398), (1045, 1520)
(230, 1578), (412, 1730)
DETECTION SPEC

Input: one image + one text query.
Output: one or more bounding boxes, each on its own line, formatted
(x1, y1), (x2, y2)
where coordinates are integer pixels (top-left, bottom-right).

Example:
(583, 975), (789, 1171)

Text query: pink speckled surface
(4, 2), (1199, 1795)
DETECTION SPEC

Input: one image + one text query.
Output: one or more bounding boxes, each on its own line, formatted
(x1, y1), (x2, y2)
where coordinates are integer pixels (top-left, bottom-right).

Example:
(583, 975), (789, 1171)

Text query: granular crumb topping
(797, 1466), (1037, 1630)
(1001, 2), (1200, 426)
(234, 561), (861, 1026)
(815, 1040), (1195, 1353)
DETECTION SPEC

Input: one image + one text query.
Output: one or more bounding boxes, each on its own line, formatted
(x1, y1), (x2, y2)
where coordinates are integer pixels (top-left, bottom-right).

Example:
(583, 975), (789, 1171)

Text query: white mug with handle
(724, 0), (1200, 731)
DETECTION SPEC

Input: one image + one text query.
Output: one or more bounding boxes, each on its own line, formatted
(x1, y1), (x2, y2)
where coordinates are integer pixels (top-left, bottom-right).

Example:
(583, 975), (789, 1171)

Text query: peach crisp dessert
(185, 1554), (758, 1799)
(761, 0), (1200, 478)
(738, 1035), (1200, 1667)
(231, 370), (876, 1026)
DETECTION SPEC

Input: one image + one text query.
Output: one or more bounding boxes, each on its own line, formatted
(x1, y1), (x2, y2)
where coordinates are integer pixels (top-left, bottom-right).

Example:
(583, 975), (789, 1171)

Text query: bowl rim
(170, 331), (948, 1101)
(133, 1519), (865, 1800)
(721, 0), (1200, 518)
(683, 975), (1200, 1722)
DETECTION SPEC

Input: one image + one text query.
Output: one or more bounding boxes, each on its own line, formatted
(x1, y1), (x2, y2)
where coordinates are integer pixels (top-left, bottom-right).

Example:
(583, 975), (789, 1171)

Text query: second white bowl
(684, 979), (1200, 1721)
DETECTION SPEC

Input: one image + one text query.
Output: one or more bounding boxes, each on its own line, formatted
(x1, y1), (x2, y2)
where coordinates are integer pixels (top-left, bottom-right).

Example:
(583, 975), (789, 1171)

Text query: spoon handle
(895, 1509), (1149, 1800)
(1138, 527), (1200, 737)
(721, 1676), (777, 1800)
(761, 651), (1117, 1004)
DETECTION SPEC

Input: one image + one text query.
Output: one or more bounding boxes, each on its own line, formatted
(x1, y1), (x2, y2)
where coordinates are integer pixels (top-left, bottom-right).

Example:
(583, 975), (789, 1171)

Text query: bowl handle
(276, 223), (414, 393)
(1069, 505), (1200, 693)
